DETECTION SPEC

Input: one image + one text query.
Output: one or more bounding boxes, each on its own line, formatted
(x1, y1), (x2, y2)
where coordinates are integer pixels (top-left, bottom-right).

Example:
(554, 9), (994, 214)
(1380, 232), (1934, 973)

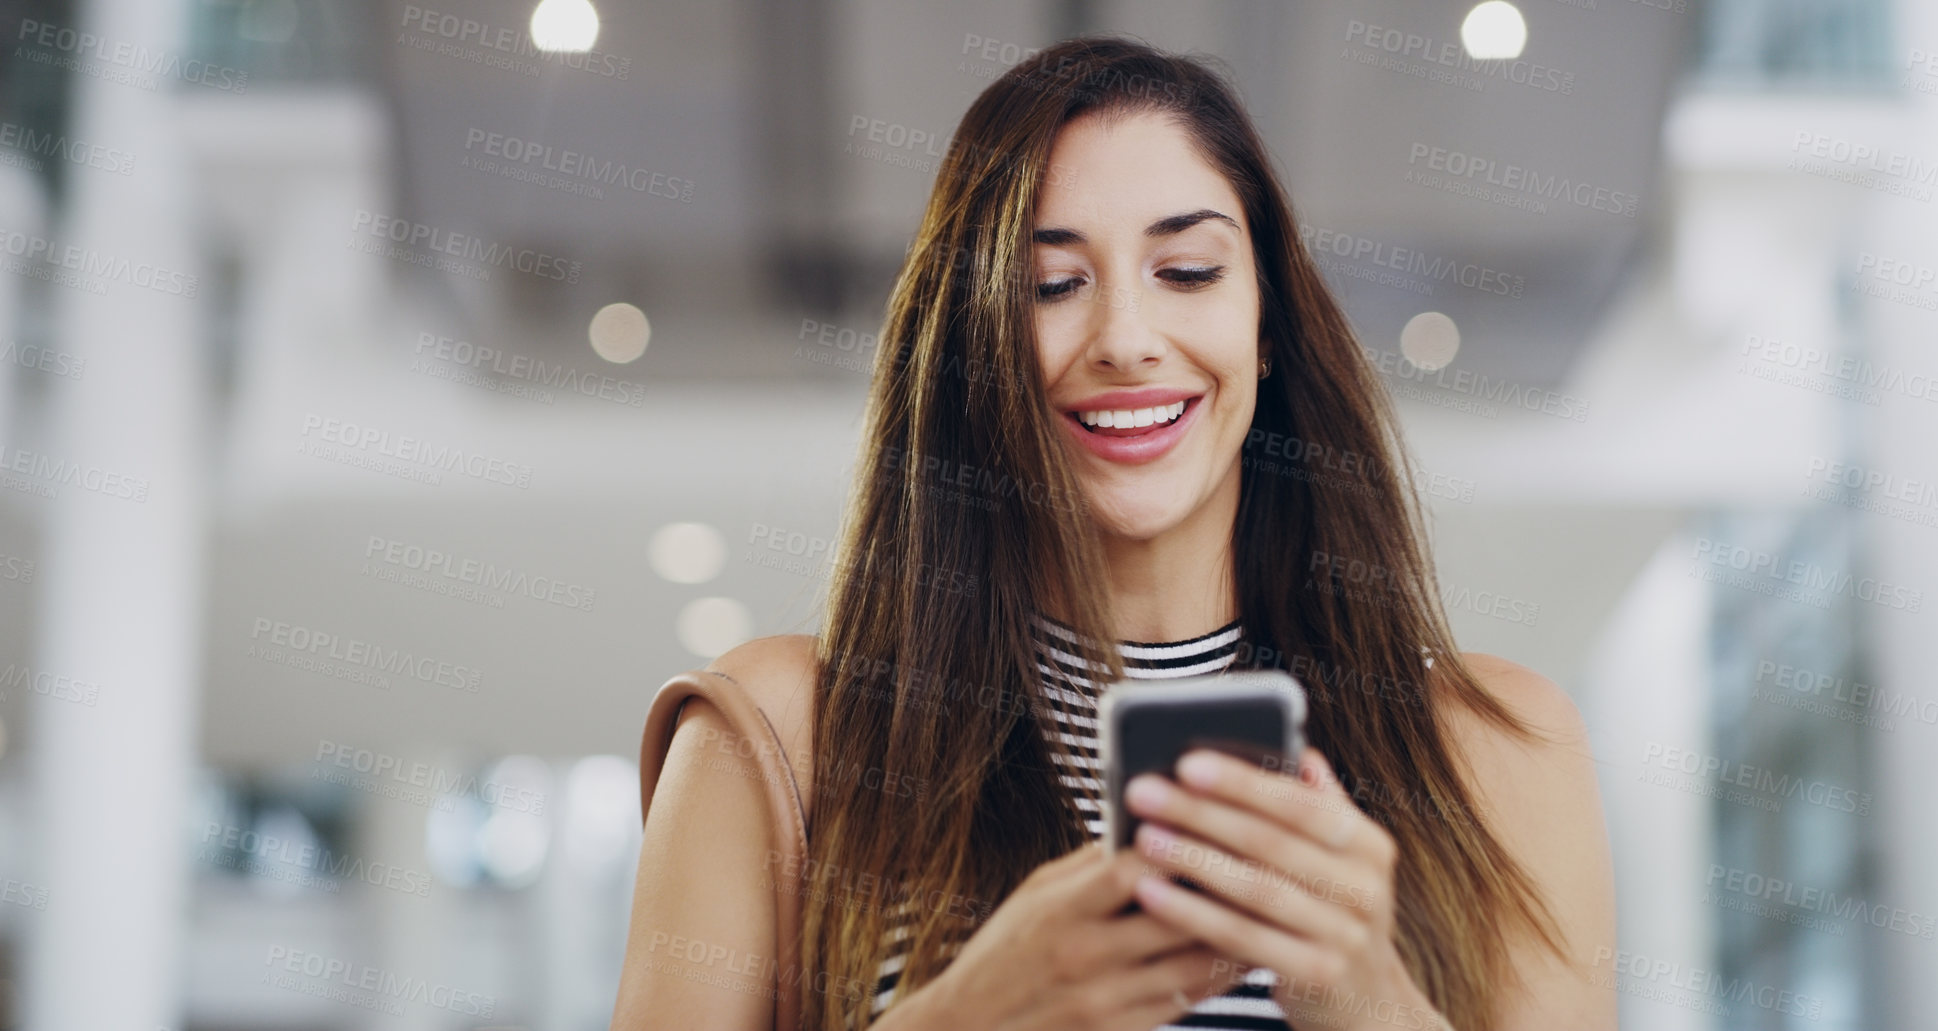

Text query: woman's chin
(1085, 490), (1191, 543)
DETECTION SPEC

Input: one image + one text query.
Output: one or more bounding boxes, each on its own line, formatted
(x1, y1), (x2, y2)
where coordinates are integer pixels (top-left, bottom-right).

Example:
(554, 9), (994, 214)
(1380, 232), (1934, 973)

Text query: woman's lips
(1061, 396), (1203, 464)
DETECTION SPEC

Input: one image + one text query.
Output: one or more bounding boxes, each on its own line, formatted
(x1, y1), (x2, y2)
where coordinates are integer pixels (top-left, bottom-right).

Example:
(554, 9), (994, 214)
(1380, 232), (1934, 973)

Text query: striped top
(866, 614), (1292, 1030)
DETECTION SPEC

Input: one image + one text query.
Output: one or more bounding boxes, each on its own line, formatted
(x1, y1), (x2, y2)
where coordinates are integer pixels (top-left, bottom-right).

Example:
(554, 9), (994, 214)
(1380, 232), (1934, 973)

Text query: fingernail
(1137, 873), (1178, 906)
(1136, 821), (1173, 854)
(1178, 751), (1220, 788)
(1127, 774), (1171, 811)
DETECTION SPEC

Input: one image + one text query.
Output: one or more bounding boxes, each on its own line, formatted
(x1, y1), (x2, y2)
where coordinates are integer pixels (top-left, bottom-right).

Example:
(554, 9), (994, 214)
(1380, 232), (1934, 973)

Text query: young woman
(612, 36), (1616, 1031)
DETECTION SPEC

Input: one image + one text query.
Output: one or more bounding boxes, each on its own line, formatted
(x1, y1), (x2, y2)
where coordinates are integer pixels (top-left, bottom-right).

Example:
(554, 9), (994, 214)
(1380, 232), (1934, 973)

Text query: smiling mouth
(1068, 397), (1201, 437)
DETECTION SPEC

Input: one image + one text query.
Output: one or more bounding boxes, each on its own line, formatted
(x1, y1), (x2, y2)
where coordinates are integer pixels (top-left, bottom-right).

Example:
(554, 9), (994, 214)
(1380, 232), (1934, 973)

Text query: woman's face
(1031, 108), (1264, 542)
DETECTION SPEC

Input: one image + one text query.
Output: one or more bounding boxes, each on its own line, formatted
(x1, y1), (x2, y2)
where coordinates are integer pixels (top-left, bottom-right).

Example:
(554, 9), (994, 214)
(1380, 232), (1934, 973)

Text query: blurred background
(0, 0), (1934, 1028)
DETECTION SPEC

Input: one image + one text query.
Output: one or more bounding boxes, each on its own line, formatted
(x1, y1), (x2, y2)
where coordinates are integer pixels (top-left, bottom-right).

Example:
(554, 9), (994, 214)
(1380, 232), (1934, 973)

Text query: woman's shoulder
(1438, 651), (1594, 821)
(1441, 652), (1616, 1029)
(700, 633), (822, 812)
(1448, 652), (1586, 744)
(618, 636), (822, 1027)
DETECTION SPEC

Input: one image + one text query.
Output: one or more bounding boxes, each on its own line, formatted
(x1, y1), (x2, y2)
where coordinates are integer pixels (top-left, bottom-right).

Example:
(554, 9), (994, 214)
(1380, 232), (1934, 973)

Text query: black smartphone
(1098, 670), (1308, 857)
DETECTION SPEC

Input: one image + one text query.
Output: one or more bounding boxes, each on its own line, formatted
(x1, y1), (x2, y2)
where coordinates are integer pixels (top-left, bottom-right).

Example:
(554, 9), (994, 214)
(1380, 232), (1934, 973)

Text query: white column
(0, 163), (44, 443)
(1582, 532), (1715, 1031)
(21, 0), (207, 1027)
(1861, 2), (1938, 1022)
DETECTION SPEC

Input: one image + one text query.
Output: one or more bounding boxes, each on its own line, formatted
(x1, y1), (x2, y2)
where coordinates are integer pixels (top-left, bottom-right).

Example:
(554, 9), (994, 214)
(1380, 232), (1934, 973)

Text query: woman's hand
(1122, 747), (1450, 1031)
(882, 841), (1229, 1031)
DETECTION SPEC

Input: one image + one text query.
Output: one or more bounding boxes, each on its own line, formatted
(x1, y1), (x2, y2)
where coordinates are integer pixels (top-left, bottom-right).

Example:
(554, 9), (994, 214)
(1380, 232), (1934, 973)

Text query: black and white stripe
(868, 615), (1292, 1030)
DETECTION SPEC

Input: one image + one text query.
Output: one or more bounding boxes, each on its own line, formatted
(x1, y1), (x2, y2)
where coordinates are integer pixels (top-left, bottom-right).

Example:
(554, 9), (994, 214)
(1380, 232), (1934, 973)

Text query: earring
(1258, 357), (1272, 379)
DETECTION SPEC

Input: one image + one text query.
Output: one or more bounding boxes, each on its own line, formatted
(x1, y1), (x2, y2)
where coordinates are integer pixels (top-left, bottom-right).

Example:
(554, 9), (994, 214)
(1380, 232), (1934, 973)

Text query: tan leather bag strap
(638, 668), (809, 1031)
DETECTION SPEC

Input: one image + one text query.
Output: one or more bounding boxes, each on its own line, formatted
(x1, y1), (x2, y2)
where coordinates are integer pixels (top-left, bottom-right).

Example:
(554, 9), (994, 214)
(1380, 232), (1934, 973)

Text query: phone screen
(1101, 675), (1306, 863)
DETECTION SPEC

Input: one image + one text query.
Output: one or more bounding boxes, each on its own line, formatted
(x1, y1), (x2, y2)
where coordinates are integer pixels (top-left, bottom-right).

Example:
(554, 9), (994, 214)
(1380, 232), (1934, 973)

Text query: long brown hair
(804, 35), (1563, 1031)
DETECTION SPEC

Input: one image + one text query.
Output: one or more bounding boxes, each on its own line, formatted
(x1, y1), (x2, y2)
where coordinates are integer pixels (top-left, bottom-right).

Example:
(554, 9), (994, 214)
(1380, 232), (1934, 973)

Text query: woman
(612, 35), (1616, 1031)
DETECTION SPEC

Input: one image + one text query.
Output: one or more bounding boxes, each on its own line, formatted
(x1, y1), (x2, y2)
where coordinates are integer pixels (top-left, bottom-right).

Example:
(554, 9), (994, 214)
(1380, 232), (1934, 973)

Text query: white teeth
(1076, 400), (1188, 428)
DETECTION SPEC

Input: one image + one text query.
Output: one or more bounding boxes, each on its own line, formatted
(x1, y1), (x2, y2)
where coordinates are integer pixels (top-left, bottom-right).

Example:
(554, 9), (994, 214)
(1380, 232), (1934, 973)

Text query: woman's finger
(1089, 910), (1208, 966)
(1126, 771), (1374, 909)
(1132, 823), (1363, 945)
(1175, 748), (1390, 862)
(1131, 871), (1336, 988)
(1083, 943), (1231, 1024)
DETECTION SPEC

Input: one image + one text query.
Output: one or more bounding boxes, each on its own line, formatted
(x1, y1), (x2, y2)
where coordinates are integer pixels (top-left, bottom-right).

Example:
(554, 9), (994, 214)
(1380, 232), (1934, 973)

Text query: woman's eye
(1034, 266), (1224, 302)
(1035, 278), (1084, 302)
(1160, 265), (1226, 287)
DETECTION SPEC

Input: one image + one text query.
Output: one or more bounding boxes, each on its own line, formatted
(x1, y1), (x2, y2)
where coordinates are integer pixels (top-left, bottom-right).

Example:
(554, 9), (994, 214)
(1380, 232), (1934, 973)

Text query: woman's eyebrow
(1031, 208), (1240, 246)
(1145, 208), (1240, 237)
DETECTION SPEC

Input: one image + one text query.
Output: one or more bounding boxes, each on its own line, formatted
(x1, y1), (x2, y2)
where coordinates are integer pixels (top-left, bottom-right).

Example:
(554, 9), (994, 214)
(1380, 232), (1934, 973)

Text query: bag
(637, 669), (811, 1031)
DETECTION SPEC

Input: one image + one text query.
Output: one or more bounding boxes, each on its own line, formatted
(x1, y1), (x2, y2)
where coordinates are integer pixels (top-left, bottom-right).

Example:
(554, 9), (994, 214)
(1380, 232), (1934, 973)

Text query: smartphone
(1098, 670), (1307, 857)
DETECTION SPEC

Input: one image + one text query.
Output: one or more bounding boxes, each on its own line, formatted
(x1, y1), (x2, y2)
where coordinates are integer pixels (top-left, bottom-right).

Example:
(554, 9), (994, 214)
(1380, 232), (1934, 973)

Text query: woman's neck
(1097, 469), (1241, 643)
